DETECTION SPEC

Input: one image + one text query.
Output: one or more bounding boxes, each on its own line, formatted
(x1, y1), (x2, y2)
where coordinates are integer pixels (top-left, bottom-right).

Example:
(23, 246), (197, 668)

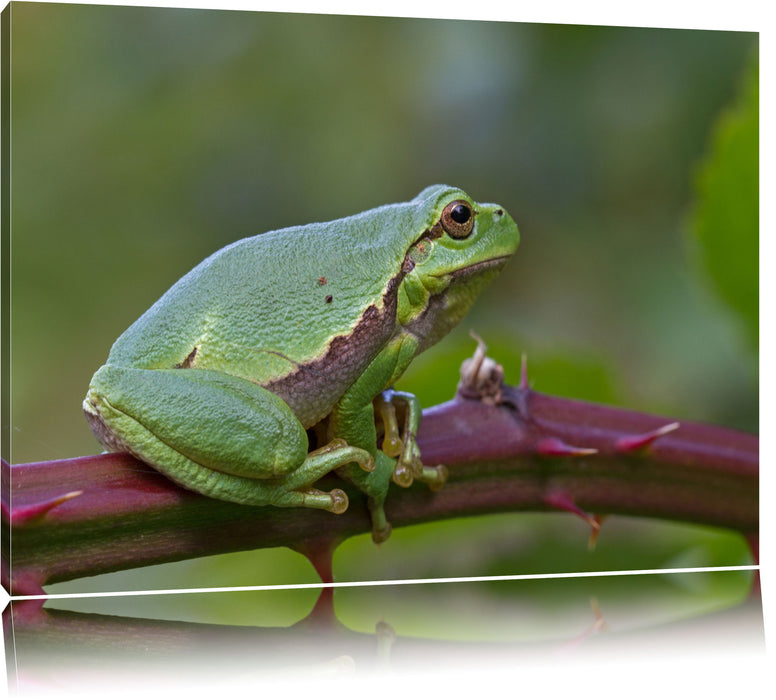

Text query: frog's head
(397, 185), (520, 352)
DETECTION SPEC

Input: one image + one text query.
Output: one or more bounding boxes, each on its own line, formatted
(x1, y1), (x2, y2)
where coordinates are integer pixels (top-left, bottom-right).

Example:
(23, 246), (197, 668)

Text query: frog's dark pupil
(451, 204), (470, 224)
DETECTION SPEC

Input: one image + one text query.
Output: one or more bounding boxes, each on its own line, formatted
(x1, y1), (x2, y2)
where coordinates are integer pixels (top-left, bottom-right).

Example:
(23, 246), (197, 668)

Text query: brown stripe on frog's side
(263, 269), (406, 428)
(426, 221), (445, 240)
(262, 219), (444, 427)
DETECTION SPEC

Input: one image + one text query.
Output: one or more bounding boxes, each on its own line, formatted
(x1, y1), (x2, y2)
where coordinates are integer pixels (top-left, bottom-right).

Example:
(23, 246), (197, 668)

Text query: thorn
(11, 491), (83, 525)
(556, 597), (607, 653)
(544, 488), (604, 548)
(536, 437), (598, 457)
(519, 352), (530, 390)
(587, 597), (608, 634)
(458, 331), (505, 404)
(615, 421), (680, 453)
(587, 514), (607, 551)
(468, 330), (487, 368)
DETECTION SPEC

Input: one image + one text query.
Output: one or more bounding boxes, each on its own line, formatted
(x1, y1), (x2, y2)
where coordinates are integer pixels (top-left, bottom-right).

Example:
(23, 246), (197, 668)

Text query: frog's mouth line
(441, 254), (512, 282)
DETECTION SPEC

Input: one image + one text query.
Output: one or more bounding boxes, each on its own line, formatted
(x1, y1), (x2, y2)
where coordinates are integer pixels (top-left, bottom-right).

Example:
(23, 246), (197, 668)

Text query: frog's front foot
(391, 446), (447, 491)
(369, 454), (445, 543)
(376, 390), (448, 491)
(363, 450), (447, 539)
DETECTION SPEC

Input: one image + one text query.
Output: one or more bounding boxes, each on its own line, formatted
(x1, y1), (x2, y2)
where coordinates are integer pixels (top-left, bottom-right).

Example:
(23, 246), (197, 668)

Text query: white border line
(10, 564), (759, 602)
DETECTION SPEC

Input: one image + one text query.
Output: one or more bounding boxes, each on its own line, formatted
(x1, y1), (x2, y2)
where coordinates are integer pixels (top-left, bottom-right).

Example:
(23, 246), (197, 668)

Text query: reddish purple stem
(1, 383), (758, 595)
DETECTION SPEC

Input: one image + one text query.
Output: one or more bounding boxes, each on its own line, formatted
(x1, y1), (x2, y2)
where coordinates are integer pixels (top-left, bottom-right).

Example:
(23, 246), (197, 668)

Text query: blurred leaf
(691, 54), (758, 352)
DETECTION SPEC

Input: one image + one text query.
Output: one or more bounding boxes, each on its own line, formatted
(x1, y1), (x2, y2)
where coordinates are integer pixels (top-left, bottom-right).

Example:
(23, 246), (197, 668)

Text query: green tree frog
(84, 185), (520, 542)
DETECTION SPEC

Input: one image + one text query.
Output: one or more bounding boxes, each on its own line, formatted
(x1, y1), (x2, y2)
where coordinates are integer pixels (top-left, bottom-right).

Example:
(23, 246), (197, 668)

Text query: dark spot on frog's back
(175, 346), (198, 369)
(325, 294), (333, 303)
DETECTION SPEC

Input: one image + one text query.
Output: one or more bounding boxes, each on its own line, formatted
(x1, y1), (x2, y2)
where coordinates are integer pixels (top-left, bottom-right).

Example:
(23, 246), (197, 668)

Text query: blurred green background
(9, 5), (757, 609)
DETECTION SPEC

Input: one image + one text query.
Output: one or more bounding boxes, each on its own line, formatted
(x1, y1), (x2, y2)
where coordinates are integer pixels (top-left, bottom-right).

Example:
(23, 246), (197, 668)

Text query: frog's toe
(299, 487), (349, 514)
(367, 498), (392, 544)
(419, 464), (448, 491)
(371, 521), (392, 544)
(391, 461), (414, 487)
(358, 452), (376, 473)
(327, 488), (349, 514)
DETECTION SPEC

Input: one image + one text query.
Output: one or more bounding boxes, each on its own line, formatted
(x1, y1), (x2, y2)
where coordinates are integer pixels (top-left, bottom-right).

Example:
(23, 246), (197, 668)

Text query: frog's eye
(440, 200), (475, 239)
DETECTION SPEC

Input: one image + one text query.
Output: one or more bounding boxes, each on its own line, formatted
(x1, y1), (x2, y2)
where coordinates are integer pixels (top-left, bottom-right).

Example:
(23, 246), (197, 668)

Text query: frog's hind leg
(183, 436), (375, 513)
(104, 414), (373, 513)
(180, 462), (355, 513)
(84, 365), (374, 514)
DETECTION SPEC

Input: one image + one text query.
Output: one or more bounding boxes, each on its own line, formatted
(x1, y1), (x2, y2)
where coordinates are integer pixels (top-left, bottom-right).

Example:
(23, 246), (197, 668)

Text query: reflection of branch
(2, 374), (758, 595)
(3, 600), (380, 683)
(4, 595), (763, 688)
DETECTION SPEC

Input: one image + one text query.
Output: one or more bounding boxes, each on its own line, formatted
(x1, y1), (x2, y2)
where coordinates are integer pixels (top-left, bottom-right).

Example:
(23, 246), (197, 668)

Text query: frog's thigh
(91, 365), (310, 474)
(88, 366), (368, 510)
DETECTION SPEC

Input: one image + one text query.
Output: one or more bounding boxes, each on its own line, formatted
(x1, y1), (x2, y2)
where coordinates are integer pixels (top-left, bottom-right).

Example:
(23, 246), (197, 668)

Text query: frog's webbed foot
(375, 389), (448, 491)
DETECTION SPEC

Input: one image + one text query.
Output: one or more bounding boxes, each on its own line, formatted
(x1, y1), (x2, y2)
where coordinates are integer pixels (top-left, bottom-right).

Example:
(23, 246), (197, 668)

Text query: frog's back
(106, 194), (437, 396)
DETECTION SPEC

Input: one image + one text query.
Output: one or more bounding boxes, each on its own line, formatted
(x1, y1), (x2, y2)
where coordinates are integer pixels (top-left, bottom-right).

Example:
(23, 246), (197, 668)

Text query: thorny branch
(1, 349), (758, 596)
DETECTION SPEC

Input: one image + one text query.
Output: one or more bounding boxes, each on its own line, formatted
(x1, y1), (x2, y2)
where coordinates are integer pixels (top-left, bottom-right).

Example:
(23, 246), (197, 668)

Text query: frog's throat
(403, 255), (510, 354)
(263, 245), (509, 427)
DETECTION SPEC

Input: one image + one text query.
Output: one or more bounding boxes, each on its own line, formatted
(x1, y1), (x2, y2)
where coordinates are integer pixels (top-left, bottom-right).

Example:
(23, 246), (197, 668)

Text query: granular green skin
(83, 185), (520, 542)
